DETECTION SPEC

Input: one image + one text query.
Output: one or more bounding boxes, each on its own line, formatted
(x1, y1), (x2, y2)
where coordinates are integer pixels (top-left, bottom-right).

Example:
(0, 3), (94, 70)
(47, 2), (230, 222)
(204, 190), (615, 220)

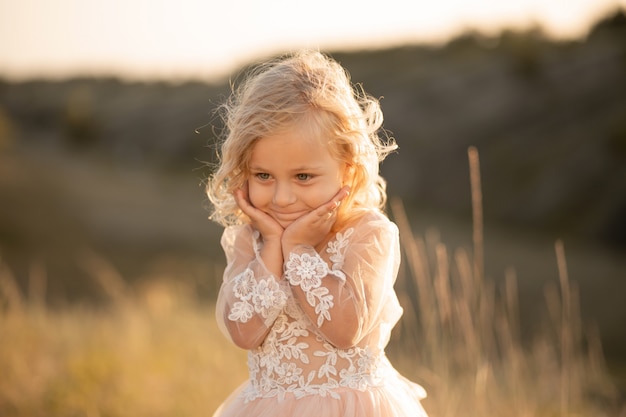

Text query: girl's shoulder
(220, 223), (256, 246)
(340, 208), (397, 235)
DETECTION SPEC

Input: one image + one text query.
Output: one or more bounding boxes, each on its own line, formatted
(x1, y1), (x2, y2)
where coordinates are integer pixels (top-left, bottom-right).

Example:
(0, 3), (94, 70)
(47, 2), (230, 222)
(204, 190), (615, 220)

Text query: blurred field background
(1, 7), (626, 416)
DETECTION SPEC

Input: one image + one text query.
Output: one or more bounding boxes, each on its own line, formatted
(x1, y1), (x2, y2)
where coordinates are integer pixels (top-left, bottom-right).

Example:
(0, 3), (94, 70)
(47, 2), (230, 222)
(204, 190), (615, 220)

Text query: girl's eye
(296, 173), (311, 181)
(255, 173), (270, 180)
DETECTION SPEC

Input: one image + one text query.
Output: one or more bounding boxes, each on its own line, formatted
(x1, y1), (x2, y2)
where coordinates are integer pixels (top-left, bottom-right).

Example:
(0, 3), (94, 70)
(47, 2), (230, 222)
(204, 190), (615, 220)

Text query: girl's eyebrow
(249, 164), (323, 172)
(248, 164), (273, 172)
(289, 164), (324, 171)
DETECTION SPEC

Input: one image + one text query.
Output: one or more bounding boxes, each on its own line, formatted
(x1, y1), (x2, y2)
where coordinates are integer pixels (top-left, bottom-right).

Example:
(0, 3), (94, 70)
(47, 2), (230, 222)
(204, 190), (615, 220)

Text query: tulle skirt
(212, 373), (428, 417)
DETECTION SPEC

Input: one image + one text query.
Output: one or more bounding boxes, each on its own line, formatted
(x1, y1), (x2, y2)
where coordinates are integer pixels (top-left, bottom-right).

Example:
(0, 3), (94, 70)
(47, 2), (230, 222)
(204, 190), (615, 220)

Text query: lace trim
(326, 228), (353, 276)
(229, 268), (287, 325)
(284, 252), (335, 327)
(242, 345), (393, 402)
(283, 228), (353, 327)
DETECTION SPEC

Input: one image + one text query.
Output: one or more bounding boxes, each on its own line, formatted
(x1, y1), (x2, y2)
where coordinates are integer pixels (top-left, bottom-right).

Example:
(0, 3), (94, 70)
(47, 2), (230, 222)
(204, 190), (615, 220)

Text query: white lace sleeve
(216, 225), (289, 347)
(228, 268), (287, 325)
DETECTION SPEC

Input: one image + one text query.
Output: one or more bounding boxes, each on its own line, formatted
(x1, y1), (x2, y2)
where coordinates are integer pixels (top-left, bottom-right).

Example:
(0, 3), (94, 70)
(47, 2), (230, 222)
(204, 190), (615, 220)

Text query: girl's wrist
(281, 241), (316, 260)
(281, 230), (315, 251)
(259, 240), (284, 279)
(280, 236), (301, 257)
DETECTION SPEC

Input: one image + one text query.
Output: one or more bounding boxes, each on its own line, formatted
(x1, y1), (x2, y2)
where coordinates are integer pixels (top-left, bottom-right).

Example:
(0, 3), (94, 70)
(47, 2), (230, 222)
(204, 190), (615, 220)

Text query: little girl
(207, 50), (428, 417)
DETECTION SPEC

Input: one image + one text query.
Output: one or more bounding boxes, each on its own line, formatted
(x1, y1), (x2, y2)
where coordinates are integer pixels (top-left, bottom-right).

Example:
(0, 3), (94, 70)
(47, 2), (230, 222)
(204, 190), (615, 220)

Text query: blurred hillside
(332, 11), (626, 247)
(0, 8), (625, 359)
(2, 10), (625, 250)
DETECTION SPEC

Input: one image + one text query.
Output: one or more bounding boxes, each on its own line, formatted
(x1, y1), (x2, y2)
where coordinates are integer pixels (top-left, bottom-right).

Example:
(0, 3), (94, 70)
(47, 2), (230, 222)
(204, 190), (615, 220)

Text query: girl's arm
(283, 212), (400, 349)
(234, 187), (284, 277)
(215, 225), (288, 350)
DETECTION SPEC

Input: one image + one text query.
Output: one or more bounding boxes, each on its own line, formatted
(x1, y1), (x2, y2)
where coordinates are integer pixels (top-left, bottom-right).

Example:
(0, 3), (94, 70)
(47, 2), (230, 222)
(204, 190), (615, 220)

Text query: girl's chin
(269, 210), (310, 228)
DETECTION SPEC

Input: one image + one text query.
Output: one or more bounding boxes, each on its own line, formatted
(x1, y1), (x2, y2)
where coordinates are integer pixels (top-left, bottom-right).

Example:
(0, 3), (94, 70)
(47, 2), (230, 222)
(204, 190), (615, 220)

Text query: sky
(0, 0), (625, 82)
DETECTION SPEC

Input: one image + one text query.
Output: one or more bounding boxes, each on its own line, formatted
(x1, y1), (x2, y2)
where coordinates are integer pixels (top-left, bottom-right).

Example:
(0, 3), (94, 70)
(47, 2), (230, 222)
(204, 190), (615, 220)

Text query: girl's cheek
(317, 184), (342, 205)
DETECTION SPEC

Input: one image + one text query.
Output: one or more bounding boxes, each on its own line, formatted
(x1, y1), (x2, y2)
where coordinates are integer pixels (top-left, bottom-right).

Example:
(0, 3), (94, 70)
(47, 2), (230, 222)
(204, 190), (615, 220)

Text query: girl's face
(247, 126), (347, 228)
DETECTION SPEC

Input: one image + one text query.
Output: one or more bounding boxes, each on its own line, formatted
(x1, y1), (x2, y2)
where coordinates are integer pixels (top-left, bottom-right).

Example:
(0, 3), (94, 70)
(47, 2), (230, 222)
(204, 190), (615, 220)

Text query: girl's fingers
(335, 185), (351, 202)
(234, 188), (263, 221)
(317, 186), (351, 219)
(233, 189), (251, 214)
(284, 186), (350, 247)
(234, 188), (284, 237)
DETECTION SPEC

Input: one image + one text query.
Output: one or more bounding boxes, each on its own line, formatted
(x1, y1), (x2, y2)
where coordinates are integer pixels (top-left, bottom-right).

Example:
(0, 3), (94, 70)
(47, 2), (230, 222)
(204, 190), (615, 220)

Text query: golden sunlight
(0, 0), (624, 80)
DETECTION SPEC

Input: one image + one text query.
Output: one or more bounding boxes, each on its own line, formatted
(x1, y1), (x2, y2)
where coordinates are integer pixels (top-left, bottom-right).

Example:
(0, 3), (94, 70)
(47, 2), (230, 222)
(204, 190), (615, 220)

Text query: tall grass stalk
(390, 146), (620, 416)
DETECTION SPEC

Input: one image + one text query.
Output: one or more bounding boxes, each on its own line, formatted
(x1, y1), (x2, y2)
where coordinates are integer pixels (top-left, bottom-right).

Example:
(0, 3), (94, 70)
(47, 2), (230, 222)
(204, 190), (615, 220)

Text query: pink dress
(213, 210), (428, 417)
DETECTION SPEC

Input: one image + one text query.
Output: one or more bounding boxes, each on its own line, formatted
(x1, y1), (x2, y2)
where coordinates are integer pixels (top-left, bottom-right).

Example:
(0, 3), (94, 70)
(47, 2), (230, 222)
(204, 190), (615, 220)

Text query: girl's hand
(282, 186), (350, 252)
(234, 186), (284, 242)
(234, 185), (285, 279)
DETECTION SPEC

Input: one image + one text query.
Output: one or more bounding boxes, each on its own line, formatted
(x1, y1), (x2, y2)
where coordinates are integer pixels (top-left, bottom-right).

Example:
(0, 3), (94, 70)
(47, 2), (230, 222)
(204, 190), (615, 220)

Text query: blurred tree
(590, 7), (626, 37)
(0, 106), (16, 151)
(63, 85), (100, 149)
(499, 27), (546, 80)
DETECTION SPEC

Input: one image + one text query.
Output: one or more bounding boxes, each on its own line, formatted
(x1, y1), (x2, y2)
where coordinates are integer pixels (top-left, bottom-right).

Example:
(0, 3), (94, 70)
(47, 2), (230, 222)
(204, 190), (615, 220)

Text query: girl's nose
(273, 182), (296, 206)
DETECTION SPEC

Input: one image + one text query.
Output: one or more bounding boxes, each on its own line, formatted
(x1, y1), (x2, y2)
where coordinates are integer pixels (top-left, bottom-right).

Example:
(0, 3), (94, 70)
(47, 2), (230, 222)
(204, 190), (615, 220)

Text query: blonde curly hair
(206, 50), (396, 227)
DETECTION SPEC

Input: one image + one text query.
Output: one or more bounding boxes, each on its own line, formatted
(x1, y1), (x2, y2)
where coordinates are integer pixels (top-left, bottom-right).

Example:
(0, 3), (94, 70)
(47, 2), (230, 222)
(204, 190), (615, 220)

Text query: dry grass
(0, 257), (247, 417)
(388, 147), (622, 416)
(0, 146), (623, 416)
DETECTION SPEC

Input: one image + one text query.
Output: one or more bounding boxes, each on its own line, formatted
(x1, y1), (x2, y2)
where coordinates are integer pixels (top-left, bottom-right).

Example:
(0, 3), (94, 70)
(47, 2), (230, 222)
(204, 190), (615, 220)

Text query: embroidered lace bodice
(216, 210), (404, 402)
